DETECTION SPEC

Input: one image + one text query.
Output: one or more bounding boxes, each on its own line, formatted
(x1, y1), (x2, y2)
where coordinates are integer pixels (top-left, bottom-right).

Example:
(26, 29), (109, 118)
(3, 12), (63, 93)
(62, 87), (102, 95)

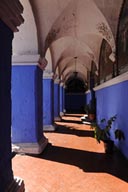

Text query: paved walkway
(12, 114), (128, 192)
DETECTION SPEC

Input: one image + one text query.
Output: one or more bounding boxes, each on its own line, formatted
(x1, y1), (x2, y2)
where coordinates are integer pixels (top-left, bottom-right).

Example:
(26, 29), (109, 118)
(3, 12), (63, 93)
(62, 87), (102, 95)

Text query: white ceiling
(13, 0), (123, 83)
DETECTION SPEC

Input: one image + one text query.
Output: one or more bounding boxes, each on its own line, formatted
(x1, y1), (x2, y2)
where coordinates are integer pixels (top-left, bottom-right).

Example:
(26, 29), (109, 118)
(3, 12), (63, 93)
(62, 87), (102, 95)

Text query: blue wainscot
(94, 72), (128, 159)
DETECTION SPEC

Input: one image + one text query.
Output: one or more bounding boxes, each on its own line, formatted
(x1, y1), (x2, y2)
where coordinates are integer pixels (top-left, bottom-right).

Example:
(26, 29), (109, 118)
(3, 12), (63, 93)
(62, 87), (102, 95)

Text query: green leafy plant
(91, 115), (125, 143)
(115, 129), (125, 141)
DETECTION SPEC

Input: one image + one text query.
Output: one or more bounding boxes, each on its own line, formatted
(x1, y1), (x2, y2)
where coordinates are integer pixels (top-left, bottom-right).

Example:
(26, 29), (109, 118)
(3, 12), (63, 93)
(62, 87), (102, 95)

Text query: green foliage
(91, 115), (125, 143)
(115, 129), (125, 141)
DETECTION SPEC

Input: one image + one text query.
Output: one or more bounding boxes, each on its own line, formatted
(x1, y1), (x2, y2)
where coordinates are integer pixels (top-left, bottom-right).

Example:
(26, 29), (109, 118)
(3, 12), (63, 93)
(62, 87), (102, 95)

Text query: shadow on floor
(42, 117), (128, 182)
(55, 124), (94, 137)
(64, 113), (84, 117)
(61, 118), (83, 124)
(29, 143), (128, 183)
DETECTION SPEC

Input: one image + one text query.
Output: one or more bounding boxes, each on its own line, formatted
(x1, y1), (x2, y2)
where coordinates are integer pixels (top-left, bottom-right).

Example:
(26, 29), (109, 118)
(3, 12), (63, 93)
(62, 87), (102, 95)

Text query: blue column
(60, 83), (64, 116)
(86, 90), (91, 104)
(12, 64), (48, 154)
(43, 74), (55, 131)
(54, 79), (61, 121)
(63, 85), (66, 113)
(0, 20), (14, 191)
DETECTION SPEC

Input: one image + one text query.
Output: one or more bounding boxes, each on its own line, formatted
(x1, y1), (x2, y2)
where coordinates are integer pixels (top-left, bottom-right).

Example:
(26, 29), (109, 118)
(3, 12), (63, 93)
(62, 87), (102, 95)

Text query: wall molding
(94, 71), (128, 91)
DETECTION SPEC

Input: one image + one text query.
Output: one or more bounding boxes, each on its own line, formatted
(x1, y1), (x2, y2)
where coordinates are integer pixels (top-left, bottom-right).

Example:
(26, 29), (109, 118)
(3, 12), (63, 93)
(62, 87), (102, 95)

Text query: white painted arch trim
(94, 71), (128, 91)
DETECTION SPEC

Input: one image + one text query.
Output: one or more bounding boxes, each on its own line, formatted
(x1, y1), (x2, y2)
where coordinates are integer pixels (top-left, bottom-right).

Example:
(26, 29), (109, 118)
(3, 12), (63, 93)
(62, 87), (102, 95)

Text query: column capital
(60, 82), (64, 87)
(54, 78), (60, 84)
(109, 52), (115, 62)
(43, 71), (53, 79)
(38, 57), (48, 70)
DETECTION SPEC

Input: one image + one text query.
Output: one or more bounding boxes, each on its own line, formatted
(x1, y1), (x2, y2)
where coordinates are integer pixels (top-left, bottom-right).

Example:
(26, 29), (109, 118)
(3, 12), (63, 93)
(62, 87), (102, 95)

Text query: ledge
(94, 71), (128, 91)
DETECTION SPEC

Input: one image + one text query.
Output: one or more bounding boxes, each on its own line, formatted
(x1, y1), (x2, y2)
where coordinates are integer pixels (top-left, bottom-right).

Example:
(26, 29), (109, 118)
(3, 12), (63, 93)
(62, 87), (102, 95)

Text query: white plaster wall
(94, 0), (123, 37)
(13, 0), (38, 56)
(45, 48), (53, 72)
(12, 0), (122, 82)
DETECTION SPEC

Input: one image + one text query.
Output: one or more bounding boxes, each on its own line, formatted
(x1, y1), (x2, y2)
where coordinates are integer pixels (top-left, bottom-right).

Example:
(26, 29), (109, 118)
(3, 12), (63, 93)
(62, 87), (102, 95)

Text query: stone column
(63, 85), (66, 113)
(54, 78), (61, 121)
(12, 55), (48, 154)
(43, 72), (55, 131)
(59, 82), (64, 116)
(0, 19), (14, 192)
(0, 19), (25, 192)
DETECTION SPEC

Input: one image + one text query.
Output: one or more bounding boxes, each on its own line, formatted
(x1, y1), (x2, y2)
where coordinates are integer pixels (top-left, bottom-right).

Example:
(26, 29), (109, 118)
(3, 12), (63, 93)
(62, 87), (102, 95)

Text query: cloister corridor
(12, 114), (128, 192)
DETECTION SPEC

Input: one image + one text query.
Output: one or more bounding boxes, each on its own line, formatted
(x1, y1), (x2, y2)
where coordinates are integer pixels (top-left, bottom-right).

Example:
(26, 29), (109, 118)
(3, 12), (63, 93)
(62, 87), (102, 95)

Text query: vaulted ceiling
(13, 0), (123, 84)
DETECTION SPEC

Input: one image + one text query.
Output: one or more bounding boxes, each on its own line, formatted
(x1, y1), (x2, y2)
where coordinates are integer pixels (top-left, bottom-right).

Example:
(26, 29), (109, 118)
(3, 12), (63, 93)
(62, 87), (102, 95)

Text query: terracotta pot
(88, 113), (95, 121)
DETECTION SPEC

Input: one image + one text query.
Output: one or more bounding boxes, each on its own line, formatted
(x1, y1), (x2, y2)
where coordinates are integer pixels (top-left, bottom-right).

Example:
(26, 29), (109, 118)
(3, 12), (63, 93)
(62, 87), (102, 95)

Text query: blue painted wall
(95, 81), (128, 158)
(43, 79), (53, 125)
(65, 93), (86, 112)
(12, 65), (43, 143)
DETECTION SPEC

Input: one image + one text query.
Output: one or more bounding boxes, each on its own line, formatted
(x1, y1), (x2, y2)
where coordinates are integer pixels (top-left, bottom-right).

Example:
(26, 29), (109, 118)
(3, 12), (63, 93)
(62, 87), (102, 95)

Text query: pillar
(0, 20), (25, 192)
(60, 82), (64, 116)
(63, 85), (66, 113)
(54, 78), (61, 121)
(11, 57), (48, 154)
(0, 19), (14, 192)
(43, 72), (55, 131)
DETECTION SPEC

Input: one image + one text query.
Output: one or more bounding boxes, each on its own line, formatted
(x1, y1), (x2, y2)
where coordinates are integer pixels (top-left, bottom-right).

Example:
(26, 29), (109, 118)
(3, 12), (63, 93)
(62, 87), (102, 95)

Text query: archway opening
(65, 77), (87, 113)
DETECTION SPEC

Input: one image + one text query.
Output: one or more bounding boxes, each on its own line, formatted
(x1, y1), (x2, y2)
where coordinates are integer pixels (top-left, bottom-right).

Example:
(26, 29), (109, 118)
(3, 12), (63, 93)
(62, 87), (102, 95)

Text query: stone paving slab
(12, 114), (128, 192)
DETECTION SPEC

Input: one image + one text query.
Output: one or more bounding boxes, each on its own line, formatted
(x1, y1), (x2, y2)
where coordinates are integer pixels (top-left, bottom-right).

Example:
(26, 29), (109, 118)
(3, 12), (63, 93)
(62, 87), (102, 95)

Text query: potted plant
(91, 115), (125, 154)
(84, 101), (96, 121)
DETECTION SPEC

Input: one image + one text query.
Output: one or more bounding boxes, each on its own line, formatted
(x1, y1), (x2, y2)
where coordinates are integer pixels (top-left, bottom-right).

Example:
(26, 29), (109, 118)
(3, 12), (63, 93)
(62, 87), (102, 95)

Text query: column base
(12, 136), (48, 154)
(60, 112), (64, 116)
(43, 125), (56, 132)
(54, 116), (61, 122)
(6, 177), (25, 192)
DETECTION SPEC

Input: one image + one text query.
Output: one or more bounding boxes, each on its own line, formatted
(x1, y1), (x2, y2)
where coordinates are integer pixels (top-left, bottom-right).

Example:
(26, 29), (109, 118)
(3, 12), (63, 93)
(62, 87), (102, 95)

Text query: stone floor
(12, 114), (128, 192)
